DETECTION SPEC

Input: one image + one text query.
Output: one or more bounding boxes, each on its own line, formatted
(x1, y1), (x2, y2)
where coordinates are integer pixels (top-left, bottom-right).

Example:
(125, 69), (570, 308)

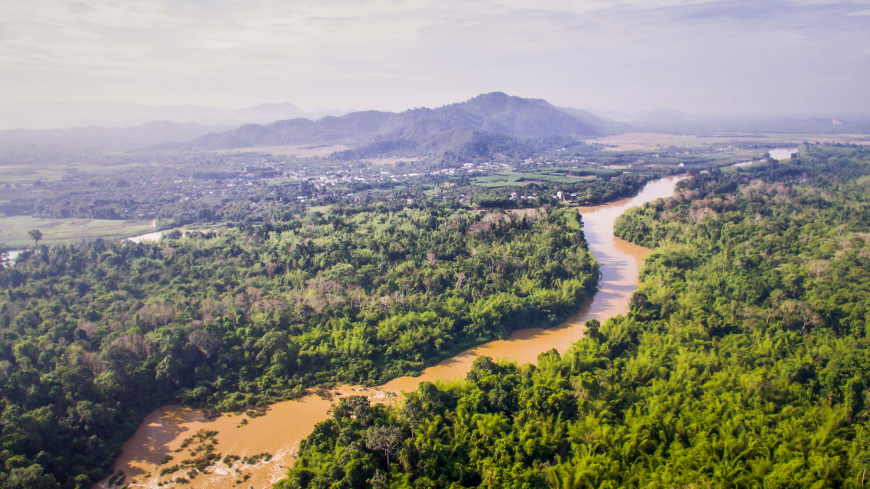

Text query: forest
(276, 144), (870, 488)
(0, 205), (597, 487)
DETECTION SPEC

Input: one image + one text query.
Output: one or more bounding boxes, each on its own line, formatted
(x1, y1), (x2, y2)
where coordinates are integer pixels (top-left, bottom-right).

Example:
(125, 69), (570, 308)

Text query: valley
(3, 0), (869, 485)
(1, 93), (868, 489)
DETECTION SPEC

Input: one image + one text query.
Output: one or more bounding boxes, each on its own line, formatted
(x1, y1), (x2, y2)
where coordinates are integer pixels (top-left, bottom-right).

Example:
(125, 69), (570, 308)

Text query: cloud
(66, 2), (97, 13)
(0, 0), (867, 117)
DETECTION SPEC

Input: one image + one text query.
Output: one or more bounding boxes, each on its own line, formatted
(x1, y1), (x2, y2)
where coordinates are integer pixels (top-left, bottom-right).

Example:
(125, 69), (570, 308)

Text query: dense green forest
(278, 144), (870, 488)
(0, 206), (597, 487)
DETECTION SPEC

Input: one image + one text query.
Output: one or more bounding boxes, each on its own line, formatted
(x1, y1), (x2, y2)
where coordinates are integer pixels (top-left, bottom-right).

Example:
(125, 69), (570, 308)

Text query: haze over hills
(640, 115), (870, 135)
(0, 101), (346, 131)
(558, 107), (632, 135)
(159, 92), (600, 158)
(156, 93), (870, 159)
(3, 93), (868, 158)
(0, 121), (233, 154)
(587, 108), (870, 135)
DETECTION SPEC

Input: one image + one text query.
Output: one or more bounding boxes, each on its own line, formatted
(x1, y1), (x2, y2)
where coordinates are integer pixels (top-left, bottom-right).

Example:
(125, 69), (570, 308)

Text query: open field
(0, 216), (156, 248)
(474, 170), (597, 188)
(305, 205), (333, 216)
(220, 144), (348, 157)
(0, 161), (73, 184)
(0, 157), (140, 184)
(592, 132), (870, 151)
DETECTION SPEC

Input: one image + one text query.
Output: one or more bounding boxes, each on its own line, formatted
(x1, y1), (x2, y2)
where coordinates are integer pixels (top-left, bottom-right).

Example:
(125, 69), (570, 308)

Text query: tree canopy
(276, 144), (870, 488)
(0, 205), (596, 487)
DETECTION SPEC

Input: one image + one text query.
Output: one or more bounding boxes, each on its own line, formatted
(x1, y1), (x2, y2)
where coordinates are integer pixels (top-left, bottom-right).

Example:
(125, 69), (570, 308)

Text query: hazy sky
(1, 0), (869, 117)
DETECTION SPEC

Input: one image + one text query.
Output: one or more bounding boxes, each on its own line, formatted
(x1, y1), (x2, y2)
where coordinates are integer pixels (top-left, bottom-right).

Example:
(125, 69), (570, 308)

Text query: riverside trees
(0, 205), (597, 487)
(277, 144), (870, 488)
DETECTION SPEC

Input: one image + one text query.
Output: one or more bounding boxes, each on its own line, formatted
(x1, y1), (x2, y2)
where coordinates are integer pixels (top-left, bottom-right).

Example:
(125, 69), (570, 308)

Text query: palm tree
(28, 229), (43, 247)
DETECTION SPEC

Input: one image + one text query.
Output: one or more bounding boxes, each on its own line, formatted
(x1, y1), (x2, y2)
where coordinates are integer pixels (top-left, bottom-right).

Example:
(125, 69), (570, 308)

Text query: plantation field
(0, 215), (156, 248)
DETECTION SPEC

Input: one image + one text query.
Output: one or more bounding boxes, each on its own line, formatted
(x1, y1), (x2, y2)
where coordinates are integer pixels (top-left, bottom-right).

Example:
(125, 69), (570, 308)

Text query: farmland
(0, 215), (156, 248)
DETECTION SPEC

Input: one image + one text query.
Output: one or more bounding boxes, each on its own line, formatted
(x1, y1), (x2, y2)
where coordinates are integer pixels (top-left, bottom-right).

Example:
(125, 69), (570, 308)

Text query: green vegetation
(0, 205), (597, 487)
(0, 120), (818, 488)
(472, 172), (659, 209)
(276, 144), (870, 488)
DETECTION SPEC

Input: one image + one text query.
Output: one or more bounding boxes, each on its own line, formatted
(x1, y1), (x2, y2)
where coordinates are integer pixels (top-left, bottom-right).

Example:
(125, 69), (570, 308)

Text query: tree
(365, 425), (404, 468)
(584, 318), (601, 340)
(28, 229), (43, 247)
(335, 396), (373, 426)
(401, 400), (424, 435)
(189, 330), (221, 357)
(0, 464), (60, 489)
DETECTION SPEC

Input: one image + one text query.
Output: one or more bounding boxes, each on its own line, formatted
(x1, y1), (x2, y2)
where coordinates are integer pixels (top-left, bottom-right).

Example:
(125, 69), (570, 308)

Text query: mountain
(0, 101), (346, 131)
(159, 92), (599, 158)
(0, 121), (232, 154)
(559, 107), (631, 135)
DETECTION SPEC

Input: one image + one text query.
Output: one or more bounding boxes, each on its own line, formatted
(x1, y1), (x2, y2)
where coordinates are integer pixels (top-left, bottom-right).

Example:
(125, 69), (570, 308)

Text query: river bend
(98, 175), (685, 489)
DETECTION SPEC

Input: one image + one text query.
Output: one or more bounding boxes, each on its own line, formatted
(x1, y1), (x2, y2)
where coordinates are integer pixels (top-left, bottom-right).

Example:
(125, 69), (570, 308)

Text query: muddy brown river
(98, 175), (685, 489)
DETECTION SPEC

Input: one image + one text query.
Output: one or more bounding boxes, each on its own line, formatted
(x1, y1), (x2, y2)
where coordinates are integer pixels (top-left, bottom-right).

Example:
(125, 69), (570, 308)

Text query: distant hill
(0, 101), (345, 131)
(558, 107), (631, 135)
(159, 92), (599, 159)
(583, 108), (870, 135)
(0, 121), (231, 154)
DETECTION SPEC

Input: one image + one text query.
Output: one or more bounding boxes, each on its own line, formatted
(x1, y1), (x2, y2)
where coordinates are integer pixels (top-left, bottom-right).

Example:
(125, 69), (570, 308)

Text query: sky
(1, 0), (869, 127)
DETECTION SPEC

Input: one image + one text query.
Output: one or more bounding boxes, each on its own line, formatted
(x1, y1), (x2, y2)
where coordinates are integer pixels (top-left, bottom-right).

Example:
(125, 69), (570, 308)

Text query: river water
(126, 231), (167, 244)
(769, 148), (799, 160)
(732, 147), (799, 168)
(98, 174), (685, 489)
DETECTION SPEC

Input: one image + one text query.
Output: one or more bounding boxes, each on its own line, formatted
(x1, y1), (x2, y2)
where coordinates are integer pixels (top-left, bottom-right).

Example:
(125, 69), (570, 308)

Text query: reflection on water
(4, 250), (23, 264)
(126, 231), (167, 243)
(126, 228), (208, 244)
(769, 148), (799, 160)
(99, 175), (685, 489)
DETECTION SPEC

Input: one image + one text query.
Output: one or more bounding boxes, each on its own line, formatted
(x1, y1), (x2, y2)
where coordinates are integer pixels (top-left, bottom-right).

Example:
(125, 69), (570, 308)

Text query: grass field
(0, 158), (141, 184)
(0, 216), (156, 248)
(473, 171), (597, 188)
(305, 205), (333, 216)
(0, 162), (72, 184)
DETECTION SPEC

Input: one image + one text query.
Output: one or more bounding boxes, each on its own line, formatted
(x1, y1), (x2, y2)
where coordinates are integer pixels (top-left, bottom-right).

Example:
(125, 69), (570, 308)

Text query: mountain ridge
(0, 120), (232, 154)
(157, 92), (600, 158)
(0, 101), (345, 131)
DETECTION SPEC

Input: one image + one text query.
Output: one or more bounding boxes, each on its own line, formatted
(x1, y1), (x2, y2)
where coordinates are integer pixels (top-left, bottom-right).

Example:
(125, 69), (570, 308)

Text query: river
(98, 174), (685, 489)
(769, 148), (799, 160)
(732, 147), (799, 168)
